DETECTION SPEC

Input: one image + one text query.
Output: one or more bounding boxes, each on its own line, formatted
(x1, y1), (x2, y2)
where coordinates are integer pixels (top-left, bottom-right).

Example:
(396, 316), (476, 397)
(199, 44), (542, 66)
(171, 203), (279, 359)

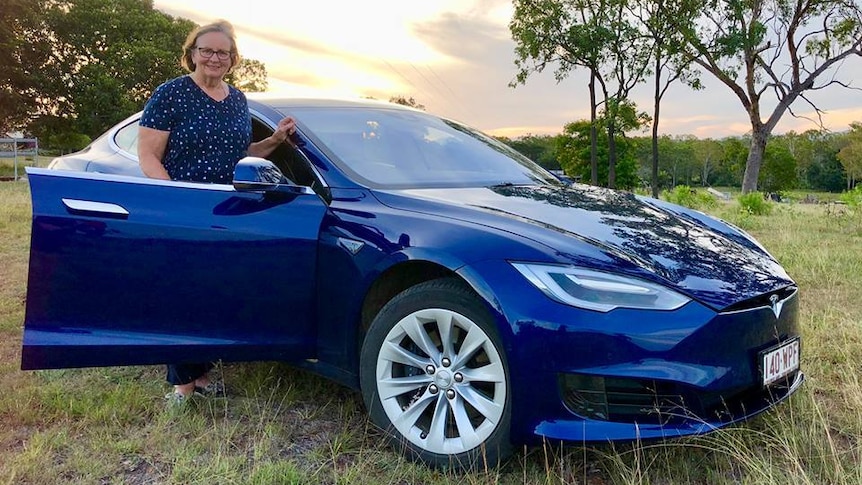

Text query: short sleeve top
(140, 75), (251, 183)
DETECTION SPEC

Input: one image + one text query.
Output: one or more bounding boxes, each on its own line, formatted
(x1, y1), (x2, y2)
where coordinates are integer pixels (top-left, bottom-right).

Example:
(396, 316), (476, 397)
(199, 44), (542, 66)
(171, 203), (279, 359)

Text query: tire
(359, 277), (512, 470)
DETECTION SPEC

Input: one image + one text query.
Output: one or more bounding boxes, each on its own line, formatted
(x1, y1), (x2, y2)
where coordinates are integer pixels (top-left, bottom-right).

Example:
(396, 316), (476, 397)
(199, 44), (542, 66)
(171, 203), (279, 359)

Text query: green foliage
(628, 131), (856, 193)
(510, 0), (651, 191)
(678, 0), (861, 193)
(839, 185), (862, 208)
(737, 191), (773, 215)
(27, 115), (77, 151)
(34, 0), (197, 138)
(49, 133), (91, 153)
(510, 0), (610, 86)
(557, 120), (639, 189)
(837, 122), (862, 184)
(661, 185), (717, 210)
(0, 0), (52, 133)
(500, 134), (560, 170)
(759, 143), (798, 192)
(805, 152), (846, 192)
(1, 0), (273, 143)
(780, 129), (848, 192)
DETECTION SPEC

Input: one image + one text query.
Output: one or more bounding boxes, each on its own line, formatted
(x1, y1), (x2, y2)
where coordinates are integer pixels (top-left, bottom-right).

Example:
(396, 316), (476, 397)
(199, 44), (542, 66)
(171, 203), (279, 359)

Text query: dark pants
(166, 363), (213, 386)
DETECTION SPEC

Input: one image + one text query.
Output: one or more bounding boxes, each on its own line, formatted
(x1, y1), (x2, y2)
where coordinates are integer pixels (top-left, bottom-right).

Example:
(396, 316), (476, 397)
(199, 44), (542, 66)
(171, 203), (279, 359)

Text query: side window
(251, 117), (319, 190)
(113, 121), (139, 156)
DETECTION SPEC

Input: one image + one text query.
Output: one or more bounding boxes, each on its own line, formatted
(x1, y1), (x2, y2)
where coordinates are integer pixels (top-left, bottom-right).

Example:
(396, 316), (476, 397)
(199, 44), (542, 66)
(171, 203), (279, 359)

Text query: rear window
(113, 121), (139, 155)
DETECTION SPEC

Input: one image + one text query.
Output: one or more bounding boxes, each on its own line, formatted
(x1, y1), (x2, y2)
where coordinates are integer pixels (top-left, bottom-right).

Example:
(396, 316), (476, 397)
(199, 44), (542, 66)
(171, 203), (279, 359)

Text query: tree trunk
(743, 128), (769, 193)
(589, 72), (598, 186)
(651, 71), (660, 198)
(607, 122), (617, 189)
(702, 156), (711, 186)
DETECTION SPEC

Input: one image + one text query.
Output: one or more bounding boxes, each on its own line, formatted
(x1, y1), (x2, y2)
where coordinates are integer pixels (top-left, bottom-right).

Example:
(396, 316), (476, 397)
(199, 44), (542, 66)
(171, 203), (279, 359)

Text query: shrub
(839, 185), (862, 208)
(738, 191), (773, 215)
(661, 185), (717, 210)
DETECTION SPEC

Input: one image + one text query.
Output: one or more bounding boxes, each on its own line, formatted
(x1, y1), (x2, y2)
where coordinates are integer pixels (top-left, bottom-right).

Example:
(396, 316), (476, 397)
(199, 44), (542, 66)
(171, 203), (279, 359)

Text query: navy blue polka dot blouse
(140, 75), (252, 183)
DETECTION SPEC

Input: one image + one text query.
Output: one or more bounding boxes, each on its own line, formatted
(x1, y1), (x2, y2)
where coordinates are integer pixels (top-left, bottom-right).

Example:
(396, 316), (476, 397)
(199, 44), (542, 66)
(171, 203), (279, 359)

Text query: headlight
(511, 263), (690, 312)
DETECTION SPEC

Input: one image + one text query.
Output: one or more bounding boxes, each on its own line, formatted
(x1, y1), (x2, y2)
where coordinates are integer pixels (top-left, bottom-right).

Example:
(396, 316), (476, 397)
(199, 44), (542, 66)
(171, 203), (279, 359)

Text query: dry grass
(0, 182), (860, 484)
(0, 156), (52, 180)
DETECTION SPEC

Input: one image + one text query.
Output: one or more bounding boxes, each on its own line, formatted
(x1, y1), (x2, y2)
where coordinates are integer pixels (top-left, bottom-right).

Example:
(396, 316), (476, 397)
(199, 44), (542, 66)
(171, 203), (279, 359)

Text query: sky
(152, 0), (862, 139)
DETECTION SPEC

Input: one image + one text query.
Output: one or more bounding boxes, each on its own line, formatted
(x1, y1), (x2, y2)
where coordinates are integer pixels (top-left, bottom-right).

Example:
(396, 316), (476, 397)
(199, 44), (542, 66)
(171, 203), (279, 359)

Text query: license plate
(760, 338), (800, 386)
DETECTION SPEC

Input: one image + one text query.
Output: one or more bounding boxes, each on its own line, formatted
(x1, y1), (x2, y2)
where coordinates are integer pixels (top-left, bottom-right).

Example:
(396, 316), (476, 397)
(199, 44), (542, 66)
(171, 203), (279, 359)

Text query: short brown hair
(181, 20), (241, 72)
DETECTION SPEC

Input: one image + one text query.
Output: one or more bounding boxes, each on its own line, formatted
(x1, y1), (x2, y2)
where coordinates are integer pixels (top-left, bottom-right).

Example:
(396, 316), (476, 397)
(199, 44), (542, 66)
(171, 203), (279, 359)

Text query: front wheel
(359, 278), (512, 470)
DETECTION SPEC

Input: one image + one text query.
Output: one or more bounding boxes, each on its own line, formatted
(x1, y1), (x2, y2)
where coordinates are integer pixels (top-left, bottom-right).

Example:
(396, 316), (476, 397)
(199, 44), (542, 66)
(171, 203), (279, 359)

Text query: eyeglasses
(195, 47), (232, 61)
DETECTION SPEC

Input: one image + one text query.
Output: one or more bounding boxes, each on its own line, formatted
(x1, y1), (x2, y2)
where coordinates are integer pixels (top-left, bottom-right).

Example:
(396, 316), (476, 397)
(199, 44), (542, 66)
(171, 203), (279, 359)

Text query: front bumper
(459, 261), (802, 445)
(539, 370), (803, 441)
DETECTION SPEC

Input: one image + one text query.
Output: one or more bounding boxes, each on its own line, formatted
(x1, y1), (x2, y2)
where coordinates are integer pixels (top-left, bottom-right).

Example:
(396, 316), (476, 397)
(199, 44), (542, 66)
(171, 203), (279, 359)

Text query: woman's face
(192, 31), (234, 80)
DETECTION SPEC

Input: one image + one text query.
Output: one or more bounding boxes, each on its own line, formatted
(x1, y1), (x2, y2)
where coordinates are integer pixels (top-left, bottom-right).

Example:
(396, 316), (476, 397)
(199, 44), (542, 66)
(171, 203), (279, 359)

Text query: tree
(388, 95), (425, 110)
(227, 59), (268, 92)
(0, 0), (51, 133)
(511, 0), (612, 186)
(595, 2), (652, 188)
(502, 134), (561, 170)
(660, 135), (698, 186)
(716, 136), (749, 186)
(35, 0), (196, 139)
(693, 138), (723, 186)
(776, 130), (813, 184)
(837, 122), (862, 189)
(805, 149), (845, 191)
(632, 0), (702, 197)
(15, 0), (272, 143)
(511, 0), (655, 189)
(771, 129), (845, 190)
(760, 143), (798, 192)
(556, 120), (596, 183)
(557, 119), (639, 189)
(676, 0), (862, 193)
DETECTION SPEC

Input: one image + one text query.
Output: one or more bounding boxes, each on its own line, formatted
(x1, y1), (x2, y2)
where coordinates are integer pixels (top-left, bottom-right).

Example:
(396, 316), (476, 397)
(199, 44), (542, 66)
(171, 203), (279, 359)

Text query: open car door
(22, 167), (326, 370)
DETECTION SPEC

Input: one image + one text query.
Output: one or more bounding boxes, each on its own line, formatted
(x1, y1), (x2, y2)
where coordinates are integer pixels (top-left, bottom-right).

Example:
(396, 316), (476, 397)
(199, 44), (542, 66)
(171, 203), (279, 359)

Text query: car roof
(246, 93), (421, 112)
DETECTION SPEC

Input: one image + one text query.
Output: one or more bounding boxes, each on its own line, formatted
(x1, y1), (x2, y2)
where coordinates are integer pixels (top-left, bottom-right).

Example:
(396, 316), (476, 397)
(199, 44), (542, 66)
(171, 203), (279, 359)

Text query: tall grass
(1, 181), (860, 484)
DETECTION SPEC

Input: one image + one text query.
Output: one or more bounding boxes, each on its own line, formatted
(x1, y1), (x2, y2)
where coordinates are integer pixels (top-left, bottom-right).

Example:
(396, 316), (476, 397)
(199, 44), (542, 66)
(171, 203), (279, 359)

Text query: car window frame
(248, 107), (329, 196)
(109, 116), (143, 164)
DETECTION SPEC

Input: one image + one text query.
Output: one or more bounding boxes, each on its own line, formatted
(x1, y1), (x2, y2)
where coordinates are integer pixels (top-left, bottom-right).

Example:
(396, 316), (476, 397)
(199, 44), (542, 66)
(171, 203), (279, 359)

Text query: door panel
(22, 169), (326, 369)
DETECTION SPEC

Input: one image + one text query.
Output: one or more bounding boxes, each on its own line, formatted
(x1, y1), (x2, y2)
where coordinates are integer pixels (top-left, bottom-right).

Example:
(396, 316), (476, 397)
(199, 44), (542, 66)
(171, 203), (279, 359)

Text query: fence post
(1, 137), (39, 181)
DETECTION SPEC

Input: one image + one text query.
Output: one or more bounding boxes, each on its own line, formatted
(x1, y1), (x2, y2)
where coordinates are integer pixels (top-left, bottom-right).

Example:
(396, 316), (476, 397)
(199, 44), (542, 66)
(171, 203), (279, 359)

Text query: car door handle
(62, 198), (130, 219)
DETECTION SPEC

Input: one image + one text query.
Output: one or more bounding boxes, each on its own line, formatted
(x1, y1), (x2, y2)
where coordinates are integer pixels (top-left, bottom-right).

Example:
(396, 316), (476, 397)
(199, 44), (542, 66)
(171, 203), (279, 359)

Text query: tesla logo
(769, 294), (784, 319)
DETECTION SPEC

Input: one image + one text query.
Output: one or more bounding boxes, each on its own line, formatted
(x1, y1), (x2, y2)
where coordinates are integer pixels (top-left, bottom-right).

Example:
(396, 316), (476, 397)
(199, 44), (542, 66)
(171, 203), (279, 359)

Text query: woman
(138, 19), (294, 404)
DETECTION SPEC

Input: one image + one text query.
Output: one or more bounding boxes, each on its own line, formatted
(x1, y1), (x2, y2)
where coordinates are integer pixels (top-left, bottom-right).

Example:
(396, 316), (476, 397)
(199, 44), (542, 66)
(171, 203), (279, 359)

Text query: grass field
(0, 156), (53, 180)
(1, 180), (860, 484)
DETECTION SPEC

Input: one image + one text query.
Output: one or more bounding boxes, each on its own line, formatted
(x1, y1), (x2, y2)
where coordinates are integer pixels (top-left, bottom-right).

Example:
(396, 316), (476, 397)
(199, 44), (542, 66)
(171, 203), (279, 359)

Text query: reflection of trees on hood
(490, 184), (790, 304)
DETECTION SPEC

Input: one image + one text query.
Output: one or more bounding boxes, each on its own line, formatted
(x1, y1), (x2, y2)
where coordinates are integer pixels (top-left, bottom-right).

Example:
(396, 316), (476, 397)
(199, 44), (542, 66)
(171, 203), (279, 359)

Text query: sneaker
(194, 380), (225, 397)
(164, 391), (191, 408)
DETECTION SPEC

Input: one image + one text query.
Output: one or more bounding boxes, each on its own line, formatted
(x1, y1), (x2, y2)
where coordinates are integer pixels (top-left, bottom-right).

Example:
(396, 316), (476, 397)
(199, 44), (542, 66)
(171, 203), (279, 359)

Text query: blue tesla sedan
(23, 95), (802, 469)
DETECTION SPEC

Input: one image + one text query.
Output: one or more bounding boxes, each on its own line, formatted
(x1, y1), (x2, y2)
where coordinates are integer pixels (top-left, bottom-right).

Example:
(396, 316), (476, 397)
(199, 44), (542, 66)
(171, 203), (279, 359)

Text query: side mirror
(233, 157), (291, 192)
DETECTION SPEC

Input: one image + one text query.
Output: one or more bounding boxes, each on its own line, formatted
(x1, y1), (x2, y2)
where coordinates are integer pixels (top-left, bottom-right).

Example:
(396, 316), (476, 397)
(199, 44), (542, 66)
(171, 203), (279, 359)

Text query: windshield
(289, 106), (560, 189)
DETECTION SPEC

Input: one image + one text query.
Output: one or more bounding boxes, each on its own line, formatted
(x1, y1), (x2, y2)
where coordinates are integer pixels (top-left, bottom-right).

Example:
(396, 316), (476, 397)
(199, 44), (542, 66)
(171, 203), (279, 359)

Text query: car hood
(375, 184), (794, 310)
